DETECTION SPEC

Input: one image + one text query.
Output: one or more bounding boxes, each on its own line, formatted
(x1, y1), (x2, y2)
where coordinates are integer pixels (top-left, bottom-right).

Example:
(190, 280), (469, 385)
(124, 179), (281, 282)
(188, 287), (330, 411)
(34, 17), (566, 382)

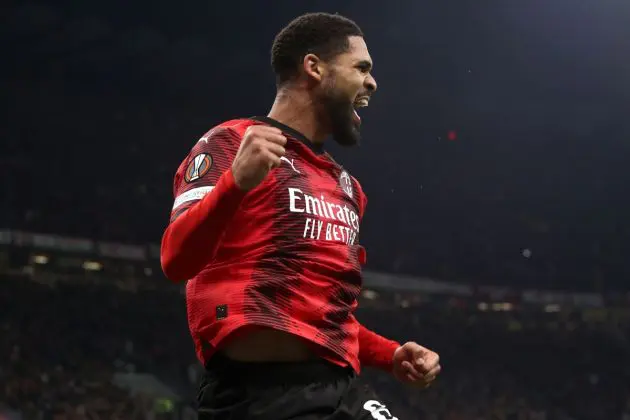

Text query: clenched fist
(232, 125), (287, 191)
(392, 342), (441, 388)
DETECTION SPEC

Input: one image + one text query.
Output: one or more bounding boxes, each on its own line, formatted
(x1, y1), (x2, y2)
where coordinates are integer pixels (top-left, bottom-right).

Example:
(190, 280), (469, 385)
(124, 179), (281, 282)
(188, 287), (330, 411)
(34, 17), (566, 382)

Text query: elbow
(160, 211), (219, 282)
(161, 244), (205, 283)
(161, 250), (204, 283)
(160, 252), (190, 283)
(160, 230), (196, 283)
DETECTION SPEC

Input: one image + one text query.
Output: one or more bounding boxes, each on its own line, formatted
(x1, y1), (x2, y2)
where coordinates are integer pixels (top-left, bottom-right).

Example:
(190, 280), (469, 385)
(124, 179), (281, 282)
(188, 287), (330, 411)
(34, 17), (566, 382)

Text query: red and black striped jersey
(161, 116), (398, 373)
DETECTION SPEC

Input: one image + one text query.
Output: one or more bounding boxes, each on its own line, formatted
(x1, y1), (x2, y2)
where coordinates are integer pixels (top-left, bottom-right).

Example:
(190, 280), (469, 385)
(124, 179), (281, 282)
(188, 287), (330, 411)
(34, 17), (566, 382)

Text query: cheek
(351, 77), (367, 96)
(334, 71), (362, 95)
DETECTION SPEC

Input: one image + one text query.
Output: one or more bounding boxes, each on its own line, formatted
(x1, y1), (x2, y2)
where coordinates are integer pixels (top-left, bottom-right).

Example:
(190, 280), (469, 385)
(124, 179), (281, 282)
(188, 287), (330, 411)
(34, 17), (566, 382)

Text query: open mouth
(352, 97), (369, 125)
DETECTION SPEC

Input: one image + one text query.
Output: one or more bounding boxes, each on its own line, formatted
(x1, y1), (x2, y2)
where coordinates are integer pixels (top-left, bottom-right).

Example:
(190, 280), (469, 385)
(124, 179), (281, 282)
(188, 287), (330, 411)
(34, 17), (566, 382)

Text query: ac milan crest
(339, 170), (354, 198)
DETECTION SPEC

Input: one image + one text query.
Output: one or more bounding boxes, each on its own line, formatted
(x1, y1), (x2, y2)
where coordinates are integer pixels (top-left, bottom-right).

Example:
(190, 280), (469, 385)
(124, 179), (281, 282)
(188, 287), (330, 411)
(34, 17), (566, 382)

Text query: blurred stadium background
(2, 1), (630, 419)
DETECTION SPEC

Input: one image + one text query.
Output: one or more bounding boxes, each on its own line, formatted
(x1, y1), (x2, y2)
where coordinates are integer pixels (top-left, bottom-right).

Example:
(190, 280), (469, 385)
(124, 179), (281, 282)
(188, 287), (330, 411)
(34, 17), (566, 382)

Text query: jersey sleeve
(170, 127), (241, 221)
(161, 127), (246, 282)
(358, 323), (400, 371)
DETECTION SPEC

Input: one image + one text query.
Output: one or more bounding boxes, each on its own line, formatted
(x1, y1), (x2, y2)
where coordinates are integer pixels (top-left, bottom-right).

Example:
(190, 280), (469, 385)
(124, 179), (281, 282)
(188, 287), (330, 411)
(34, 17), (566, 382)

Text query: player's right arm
(160, 124), (286, 282)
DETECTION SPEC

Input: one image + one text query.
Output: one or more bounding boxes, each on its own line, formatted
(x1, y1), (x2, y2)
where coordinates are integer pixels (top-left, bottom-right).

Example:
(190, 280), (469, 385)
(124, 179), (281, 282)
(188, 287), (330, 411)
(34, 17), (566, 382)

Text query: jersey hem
(196, 315), (360, 373)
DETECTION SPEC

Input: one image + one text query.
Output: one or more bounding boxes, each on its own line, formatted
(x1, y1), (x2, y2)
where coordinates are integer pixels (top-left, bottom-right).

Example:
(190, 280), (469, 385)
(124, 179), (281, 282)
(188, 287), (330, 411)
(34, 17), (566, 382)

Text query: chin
(333, 123), (361, 147)
(323, 98), (362, 146)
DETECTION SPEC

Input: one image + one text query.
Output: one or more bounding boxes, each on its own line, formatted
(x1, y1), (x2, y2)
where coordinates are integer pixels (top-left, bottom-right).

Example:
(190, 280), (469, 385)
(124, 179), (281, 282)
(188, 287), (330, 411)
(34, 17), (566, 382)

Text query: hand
(232, 125), (287, 191)
(392, 342), (441, 388)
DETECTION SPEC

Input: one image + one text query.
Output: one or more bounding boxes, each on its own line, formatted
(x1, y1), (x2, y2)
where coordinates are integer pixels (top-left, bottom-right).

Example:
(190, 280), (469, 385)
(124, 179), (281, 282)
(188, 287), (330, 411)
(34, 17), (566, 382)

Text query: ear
(302, 53), (325, 83)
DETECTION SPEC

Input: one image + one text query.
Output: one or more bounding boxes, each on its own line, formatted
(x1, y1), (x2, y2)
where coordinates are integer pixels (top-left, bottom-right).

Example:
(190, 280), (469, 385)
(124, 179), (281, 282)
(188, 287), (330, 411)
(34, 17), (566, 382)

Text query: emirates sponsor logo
(288, 188), (359, 245)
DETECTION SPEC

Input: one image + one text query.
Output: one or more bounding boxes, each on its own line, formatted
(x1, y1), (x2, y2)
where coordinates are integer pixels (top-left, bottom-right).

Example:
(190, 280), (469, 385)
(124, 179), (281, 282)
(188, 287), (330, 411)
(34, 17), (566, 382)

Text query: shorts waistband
(205, 351), (354, 385)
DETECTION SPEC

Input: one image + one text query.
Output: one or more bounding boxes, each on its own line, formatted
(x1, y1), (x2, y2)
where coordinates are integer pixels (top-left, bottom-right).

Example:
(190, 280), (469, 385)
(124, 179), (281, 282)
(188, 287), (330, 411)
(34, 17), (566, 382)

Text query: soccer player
(161, 12), (441, 419)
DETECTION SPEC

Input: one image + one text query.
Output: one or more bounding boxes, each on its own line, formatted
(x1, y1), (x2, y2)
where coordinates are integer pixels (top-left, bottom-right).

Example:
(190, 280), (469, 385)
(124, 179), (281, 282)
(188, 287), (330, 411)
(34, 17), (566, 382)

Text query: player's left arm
(355, 183), (441, 388)
(358, 319), (441, 389)
(357, 324), (400, 370)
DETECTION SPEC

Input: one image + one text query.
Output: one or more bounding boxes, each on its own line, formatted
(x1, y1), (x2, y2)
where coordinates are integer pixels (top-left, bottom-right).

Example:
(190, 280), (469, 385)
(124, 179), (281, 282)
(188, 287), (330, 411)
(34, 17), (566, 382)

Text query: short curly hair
(271, 12), (363, 86)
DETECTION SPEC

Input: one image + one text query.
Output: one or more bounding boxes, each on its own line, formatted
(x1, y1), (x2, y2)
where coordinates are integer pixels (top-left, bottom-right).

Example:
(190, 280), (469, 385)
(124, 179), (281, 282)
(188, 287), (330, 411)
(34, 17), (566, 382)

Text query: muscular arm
(358, 323), (400, 371)
(160, 128), (245, 282)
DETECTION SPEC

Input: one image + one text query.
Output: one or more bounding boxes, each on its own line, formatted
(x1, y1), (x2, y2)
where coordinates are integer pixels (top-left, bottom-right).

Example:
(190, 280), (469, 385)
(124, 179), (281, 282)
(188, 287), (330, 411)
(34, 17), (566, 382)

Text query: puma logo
(280, 156), (300, 174)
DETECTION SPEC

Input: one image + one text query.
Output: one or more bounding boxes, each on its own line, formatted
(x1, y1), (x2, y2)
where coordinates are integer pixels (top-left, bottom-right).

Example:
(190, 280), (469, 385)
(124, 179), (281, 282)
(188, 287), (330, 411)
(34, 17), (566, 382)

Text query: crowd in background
(2, 273), (629, 420)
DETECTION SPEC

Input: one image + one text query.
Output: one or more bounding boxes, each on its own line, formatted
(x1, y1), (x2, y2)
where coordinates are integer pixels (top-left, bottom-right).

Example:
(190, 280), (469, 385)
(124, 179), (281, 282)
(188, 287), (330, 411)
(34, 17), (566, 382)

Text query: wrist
(228, 166), (244, 191)
(384, 341), (401, 371)
(226, 167), (248, 193)
(361, 339), (400, 371)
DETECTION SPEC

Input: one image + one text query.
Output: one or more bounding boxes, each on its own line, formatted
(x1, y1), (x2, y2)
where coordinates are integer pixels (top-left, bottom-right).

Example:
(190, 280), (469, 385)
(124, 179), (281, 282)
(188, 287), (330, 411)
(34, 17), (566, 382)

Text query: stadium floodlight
(82, 261), (102, 271)
(32, 255), (49, 265)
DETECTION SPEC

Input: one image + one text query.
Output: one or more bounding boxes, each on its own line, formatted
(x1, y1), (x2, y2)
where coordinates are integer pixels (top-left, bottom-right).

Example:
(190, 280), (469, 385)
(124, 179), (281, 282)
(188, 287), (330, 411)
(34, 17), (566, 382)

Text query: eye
(355, 61), (372, 74)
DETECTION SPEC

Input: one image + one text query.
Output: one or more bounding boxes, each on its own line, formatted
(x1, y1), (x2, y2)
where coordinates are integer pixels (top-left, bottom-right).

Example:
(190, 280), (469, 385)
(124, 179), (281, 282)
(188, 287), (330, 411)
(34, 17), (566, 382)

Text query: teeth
(354, 99), (369, 108)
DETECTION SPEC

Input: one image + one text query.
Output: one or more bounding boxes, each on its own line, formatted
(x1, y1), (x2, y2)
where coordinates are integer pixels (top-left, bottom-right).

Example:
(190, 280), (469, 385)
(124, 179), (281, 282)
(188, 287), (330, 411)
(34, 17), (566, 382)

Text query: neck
(267, 88), (328, 144)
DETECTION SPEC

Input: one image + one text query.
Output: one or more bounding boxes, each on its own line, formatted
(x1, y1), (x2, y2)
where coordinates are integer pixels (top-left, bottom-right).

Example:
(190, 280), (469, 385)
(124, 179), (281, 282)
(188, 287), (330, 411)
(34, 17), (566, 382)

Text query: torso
(187, 118), (367, 370)
(221, 327), (316, 362)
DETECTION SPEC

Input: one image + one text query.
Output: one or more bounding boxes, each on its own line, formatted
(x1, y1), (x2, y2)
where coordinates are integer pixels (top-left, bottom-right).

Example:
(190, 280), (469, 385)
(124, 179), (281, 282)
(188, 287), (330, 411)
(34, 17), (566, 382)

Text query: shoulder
(183, 118), (261, 161)
(172, 118), (254, 185)
(209, 118), (258, 138)
(191, 118), (253, 150)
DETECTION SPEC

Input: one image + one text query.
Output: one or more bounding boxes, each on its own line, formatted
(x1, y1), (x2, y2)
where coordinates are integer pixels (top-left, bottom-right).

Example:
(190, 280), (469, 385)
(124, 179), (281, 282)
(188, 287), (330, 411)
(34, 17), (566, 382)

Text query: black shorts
(197, 352), (398, 420)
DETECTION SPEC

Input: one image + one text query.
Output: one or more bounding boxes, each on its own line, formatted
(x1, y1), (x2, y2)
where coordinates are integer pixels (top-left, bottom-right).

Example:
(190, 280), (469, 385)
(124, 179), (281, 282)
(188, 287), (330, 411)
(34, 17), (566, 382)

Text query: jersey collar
(250, 116), (325, 155)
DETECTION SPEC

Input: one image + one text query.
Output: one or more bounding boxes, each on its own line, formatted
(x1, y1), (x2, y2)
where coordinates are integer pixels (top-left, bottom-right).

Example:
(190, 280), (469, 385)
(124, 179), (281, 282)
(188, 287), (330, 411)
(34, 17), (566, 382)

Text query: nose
(365, 73), (377, 93)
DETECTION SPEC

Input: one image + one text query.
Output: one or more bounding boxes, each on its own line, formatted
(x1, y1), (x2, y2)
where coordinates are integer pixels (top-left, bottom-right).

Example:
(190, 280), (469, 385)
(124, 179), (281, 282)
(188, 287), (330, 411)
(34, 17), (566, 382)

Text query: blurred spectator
(1, 273), (628, 419)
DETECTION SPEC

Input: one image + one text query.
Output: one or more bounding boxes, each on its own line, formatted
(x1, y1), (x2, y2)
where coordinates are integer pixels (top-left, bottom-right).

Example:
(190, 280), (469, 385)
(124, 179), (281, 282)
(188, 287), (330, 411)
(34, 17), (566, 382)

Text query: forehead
(334, 36), (372, 66)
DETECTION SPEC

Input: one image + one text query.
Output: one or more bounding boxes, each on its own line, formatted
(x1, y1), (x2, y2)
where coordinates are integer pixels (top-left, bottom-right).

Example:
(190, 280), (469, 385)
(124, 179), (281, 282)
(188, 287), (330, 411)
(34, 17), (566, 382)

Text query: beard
(318, 78), (361, 147)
